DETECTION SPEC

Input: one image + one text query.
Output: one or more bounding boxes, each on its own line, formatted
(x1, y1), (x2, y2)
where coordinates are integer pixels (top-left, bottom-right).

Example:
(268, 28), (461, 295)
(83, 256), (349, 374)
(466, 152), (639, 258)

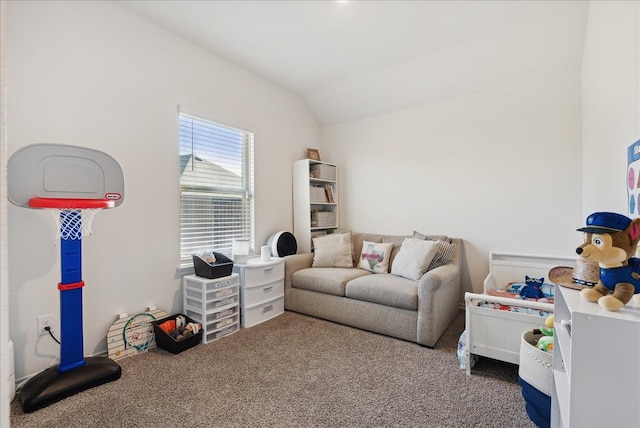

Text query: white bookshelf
(293, 159), (338, 253)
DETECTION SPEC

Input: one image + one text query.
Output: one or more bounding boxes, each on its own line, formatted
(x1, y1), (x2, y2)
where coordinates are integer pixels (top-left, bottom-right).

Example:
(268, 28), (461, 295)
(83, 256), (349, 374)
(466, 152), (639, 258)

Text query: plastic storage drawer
(184, 294), (239, 312)
(242, 296), (285, 328)
(185, 304), (239, 324)
(242, 280), (284, 304)
(203, 323), (239, 343)
(184, 274), (239, 291)
(241, 262), (284, 285)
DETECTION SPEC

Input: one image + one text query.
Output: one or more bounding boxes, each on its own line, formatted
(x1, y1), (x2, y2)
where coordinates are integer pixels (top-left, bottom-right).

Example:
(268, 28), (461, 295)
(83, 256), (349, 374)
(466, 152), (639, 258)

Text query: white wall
(1, 0), (10, 423)
(582, 0), (640, 217)
(321, 0), (640, 299)
(322, 71), (584, 295)
(5, 1), (319, 379)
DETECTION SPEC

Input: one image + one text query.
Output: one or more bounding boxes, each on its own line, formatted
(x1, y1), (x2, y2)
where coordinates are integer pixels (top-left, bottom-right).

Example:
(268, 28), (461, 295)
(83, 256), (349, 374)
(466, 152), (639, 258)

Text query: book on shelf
(324, 184), (335, 203)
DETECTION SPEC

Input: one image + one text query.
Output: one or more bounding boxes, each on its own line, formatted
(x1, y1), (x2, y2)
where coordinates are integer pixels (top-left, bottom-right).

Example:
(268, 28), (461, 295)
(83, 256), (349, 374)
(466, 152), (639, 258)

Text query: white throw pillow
(391, 238), (438, 280)
(358, 240), (394, 273)
(312, 232), (354, 268)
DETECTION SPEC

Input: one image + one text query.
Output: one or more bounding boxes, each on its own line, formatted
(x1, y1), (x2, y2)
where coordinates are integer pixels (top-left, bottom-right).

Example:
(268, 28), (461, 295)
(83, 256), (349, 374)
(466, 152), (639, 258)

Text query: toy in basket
(152, 314), (203, 354)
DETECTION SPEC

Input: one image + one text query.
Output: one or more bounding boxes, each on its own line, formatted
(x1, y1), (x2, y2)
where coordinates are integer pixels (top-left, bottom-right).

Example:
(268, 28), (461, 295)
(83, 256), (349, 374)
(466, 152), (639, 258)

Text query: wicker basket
(519, 330), (553, 396)
(519, 330), (552, 428)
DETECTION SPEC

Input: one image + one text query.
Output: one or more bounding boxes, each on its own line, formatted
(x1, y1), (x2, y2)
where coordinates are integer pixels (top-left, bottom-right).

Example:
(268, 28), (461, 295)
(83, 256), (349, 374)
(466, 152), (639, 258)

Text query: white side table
(233, 257), (285, 327)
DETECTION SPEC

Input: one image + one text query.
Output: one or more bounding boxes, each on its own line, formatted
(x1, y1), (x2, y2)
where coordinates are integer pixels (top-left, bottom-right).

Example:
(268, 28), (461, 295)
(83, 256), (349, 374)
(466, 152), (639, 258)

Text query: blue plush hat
(577, 212), (632, 234)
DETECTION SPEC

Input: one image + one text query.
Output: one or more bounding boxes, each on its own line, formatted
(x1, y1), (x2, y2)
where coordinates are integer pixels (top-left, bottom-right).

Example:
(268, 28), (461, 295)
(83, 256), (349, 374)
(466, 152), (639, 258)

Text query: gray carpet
(10, 310), (536, 427)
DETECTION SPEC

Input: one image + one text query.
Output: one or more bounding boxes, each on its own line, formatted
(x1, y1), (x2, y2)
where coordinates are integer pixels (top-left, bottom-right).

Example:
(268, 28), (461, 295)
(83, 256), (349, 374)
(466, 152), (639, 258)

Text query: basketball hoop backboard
(7, 144), (125, 208)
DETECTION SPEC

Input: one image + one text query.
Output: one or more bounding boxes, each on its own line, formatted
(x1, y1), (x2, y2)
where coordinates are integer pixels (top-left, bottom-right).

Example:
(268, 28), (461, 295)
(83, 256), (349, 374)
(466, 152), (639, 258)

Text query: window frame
(178, 110), (255, 268)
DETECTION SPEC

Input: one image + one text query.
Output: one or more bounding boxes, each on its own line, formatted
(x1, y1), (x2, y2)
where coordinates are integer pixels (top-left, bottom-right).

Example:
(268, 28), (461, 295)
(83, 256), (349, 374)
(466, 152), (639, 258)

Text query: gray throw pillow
(412, 230), (449, 242)
(427, 241), (456, 270)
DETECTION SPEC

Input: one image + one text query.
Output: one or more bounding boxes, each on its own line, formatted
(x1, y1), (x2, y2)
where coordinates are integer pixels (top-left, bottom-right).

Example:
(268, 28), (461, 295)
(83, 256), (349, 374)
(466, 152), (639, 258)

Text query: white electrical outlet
(37, 314), (56, 336)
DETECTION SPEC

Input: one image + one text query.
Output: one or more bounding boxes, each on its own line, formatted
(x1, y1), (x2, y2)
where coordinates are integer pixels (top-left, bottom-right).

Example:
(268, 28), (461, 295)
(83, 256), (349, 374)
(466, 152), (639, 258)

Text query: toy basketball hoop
(7, 144), (125, 412)
(29, 197), (115, 240)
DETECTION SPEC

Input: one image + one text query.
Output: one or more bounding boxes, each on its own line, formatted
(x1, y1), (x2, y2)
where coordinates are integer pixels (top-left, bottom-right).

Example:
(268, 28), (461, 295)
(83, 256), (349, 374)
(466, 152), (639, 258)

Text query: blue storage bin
(519, 376), (550, 428)
(519, 330), (552, 428)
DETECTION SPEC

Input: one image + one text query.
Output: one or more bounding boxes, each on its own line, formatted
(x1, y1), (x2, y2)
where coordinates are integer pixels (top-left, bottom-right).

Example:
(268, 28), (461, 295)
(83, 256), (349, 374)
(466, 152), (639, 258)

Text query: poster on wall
(627, 140), (640, 216)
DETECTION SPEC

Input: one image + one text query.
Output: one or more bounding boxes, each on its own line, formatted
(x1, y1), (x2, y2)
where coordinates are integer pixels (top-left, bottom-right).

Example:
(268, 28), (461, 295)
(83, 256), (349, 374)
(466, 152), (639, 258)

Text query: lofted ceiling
(116, 0), (589, 125)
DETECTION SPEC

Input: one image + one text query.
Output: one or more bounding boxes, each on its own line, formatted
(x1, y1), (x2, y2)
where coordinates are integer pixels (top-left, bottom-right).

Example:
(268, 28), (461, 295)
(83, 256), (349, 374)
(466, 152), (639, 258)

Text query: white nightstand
(233, 257), (285, 327)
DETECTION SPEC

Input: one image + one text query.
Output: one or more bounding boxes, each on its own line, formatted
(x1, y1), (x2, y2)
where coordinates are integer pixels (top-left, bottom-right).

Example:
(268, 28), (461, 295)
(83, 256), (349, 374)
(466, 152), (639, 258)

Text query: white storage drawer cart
(464, 251), (575, 375)
(233, 257), (285, 327)
(183, 273), (240, 344)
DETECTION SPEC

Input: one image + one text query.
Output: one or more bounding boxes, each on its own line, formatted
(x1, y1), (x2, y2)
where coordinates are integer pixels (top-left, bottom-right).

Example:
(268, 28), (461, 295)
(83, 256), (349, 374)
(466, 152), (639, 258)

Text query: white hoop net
(44, 208), (101, 240)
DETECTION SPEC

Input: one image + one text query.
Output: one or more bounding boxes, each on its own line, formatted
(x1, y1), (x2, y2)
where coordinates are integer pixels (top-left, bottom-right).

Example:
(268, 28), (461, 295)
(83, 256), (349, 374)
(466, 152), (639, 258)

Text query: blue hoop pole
(58, 210), (86, 372)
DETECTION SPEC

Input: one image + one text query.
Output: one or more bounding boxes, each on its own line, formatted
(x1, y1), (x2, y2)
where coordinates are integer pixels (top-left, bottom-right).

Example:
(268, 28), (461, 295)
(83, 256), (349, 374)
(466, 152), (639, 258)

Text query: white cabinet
(293, 159), (338, 253)
(233, 257), (285, 327)
(182, 274), (240, 344)
(552, 285), (640, 427)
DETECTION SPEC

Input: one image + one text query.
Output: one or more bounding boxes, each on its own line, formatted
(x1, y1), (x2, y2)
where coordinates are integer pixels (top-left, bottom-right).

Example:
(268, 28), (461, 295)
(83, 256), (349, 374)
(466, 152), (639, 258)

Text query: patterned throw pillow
(359, 240), (394, 273)
(390, 238), (439, 280)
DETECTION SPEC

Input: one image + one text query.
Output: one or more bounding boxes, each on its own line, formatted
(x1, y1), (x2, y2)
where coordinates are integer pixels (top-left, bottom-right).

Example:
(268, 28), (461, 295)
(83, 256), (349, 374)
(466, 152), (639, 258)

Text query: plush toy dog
(576, 212), (640, 311)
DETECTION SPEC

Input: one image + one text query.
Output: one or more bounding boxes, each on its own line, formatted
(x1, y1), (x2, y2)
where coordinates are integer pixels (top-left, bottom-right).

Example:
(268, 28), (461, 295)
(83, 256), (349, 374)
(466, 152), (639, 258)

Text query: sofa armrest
(416, 238), (463, 346)
(283, 253), (314, 308)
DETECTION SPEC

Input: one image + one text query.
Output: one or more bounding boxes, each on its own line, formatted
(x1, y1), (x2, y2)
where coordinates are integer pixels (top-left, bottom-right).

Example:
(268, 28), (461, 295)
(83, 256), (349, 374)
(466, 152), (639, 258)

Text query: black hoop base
(19, 356), (121, 413)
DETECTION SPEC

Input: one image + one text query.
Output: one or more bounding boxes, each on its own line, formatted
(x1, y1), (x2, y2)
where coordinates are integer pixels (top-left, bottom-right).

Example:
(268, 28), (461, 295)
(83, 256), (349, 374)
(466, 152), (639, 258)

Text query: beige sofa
(284, 232), (463, 347)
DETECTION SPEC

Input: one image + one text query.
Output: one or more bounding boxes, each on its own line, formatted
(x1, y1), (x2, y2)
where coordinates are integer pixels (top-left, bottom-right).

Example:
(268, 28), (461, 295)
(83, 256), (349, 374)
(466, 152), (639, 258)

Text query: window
(179, 111), (254, 265)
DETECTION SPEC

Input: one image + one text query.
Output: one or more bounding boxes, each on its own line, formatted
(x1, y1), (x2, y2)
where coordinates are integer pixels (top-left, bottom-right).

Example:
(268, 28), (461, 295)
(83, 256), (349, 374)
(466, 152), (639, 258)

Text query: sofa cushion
(292, 267), (371, 296)
(358, 240), (394, 273)
(312, 232), (354, 268)
(345, 274), (418, 310)
(391, 238), (438, 280)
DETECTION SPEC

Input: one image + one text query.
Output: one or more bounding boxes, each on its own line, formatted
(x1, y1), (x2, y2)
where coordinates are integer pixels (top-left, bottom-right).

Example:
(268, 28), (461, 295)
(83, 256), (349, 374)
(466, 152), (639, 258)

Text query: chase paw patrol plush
(576, 212), (640, 311)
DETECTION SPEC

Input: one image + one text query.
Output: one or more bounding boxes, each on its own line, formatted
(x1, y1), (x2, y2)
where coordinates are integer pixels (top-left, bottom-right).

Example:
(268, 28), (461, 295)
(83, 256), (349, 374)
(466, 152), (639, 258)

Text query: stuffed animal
(535, 314), (554, 352)
(519, 276), (545, 300)
(576, 212), (640, 311)
(173, 322), (202, 341)
(160, 318), (202, 341)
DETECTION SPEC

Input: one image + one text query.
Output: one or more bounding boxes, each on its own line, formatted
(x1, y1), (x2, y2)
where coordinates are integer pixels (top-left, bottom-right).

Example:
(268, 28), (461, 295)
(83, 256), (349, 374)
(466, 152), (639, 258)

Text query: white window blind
(179, 112), (254, 265)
